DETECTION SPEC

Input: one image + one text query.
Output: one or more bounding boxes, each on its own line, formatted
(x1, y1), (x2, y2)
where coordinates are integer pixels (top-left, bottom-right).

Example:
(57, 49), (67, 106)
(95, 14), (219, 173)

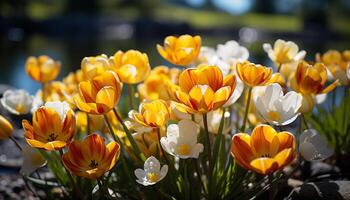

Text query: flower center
(89, 160), (99, 168)
(147, 173), (159, 183)
(176, 144), (191, 156)
(47, 133), (58, 142)
(15, 103), (26, 114)
(267, 111), (281, 122)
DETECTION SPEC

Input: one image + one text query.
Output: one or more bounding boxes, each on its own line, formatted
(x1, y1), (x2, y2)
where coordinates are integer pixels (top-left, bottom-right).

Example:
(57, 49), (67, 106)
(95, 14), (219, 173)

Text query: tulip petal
(250, 157), (278, 175)
(231, 133), (255, 170)
(96, 87), (116, 114)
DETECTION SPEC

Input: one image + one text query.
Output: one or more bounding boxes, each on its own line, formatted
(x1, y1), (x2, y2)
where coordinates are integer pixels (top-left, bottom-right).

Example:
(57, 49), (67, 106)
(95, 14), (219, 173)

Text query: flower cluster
(1, 35), (348, 199)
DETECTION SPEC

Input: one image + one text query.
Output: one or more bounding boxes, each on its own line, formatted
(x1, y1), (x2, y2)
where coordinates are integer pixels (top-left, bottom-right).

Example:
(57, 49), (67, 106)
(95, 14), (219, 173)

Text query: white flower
(20, 145), (46, 176)
(161, 119), (204, 159)
(1, 89), (33, 115)
(31, 92), (44, 114)
(254, 83), (302, 126)
(263, 39), (306, 65)
(347, 65), (350, 79)
(299, 129), (334, 161)
(198, 40), (249, 76)
(216, 40), (249, 63)
(223, 77), (244, 107)
(134, 156), (168, 186)
(198, 47), (216, 63)
(44, 101), (72, 121)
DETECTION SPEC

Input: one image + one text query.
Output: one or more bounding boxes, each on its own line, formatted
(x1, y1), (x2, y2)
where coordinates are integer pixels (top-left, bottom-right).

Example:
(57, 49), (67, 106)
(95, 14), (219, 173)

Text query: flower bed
(0, 35), (349, 199)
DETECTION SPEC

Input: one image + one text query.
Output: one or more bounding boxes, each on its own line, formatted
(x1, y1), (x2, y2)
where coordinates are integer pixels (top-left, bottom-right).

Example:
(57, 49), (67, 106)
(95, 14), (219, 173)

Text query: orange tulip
(22, 102), (76, 151)
(173, 64), (236, 113)
(157, 34), (201, 66)
(110, 50), (151, 84)
(138, 66), (180, 100)
(129, 100), (170, 132)
(0, 115), (13, 140)
(62, 134), (120, 179)
(236, 62), (273, 87)
(74, 71), (122, 115)
(231, 124), (296, 175)
(291, 61), (338, 95)
(25, 55), (60, 83)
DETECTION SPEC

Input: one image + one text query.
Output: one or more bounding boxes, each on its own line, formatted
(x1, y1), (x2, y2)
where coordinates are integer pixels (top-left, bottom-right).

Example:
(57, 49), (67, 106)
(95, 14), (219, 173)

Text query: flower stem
(58, 149), (82, 199)
(156, 127), (171, 166)
(112, 108), (146, 162)
(9, 136), (22, 151)
(301, 114), (309, 130)
(202, 113), (212, 199)
(128, 84), (136, 110)
(276, 63), (282, 73)
(103, 114), (120, 144)
(242, 87), (253, 132)
(268, 173), (277, 200)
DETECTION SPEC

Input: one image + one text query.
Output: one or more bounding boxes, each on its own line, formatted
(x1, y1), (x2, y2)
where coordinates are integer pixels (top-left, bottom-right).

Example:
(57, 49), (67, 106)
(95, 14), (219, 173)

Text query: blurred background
(1, 0), (350, 94)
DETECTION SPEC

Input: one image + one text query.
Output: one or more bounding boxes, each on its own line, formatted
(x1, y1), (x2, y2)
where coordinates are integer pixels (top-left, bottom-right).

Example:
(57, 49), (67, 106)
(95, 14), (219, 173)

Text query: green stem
(301, 114), (309, 130)
(112, 108), (146, 161)
(58, 149), (82, 199)
(268, 173), (277, 200)
(103, 114), (120, 144)
(203, 113), (213, 199)
(128, 84), (136, 110)
(242, 87), (253, 132)
(194, 159), (207, 196)
(9, 136), (23, 151)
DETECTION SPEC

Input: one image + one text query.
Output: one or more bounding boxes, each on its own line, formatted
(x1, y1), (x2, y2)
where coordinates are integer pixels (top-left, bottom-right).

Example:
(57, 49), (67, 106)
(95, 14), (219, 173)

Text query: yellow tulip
(317, 50), (350, 85)
(22, 102), (76, 151)
(157, 34), (201, 66)
(110, 50), (151, 84)
(74, 71), (122, 115)
(236, 62), (273, 87)
(263, 39), (305, 66)
(174, 64), (236, 113)
(291, 61), (338, 95)
(81, 54), (111, 80)
(25, 55), (60, 83)
(231, 124), (296, 175)
(62, 134), (120, 179)
(0, 115), (13, 140)
(129, 100), (170, 132)
(138, 66), (180, 100)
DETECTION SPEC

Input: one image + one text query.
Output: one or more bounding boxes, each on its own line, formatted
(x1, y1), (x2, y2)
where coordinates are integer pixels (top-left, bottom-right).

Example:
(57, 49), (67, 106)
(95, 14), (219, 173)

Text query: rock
(287, 180), (350, 200)
(310, 162), (340, 177)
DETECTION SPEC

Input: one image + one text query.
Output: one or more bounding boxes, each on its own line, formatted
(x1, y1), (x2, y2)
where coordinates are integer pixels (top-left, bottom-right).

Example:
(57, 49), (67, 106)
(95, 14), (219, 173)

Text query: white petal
(315, 93), (327, 104)
(45, 101), (71, 121)
(20, 145), (46, 176)
(190, 143), (204, 158)
(223, 79), (244, 107)
(347, 65), (350, 79)
(294, 50), (306, 61)
(134, 168), (146, 181)
(177, 119), (199, 144)
(159, 165), (168, 181)
(144, 156), (161, 174)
